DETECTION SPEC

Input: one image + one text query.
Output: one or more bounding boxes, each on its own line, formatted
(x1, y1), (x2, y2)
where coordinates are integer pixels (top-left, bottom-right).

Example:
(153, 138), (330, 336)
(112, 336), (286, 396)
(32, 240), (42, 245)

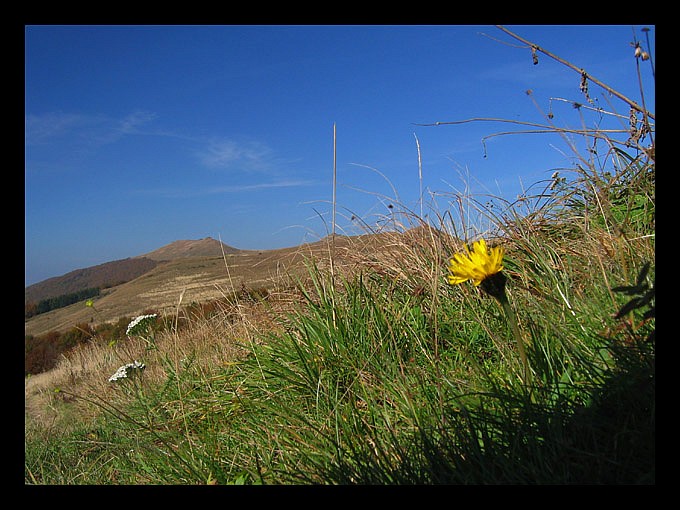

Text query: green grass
(25, 27), (654, 485)
(25, 195), (654, 483)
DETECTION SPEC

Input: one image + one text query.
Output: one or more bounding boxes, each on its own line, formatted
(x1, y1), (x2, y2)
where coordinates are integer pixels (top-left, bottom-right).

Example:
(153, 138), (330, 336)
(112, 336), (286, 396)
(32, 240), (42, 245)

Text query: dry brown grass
(24, 284), (298, 432)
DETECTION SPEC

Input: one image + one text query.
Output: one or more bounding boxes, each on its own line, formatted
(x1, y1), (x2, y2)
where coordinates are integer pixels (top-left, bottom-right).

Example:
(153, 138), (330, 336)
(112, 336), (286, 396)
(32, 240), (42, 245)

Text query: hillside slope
(139, 237), (241, 261)
(24, 240), (328, 337)
(25, 237), (240, 305)
(25, 257), (159, 304)
(24, 228), (456, 337)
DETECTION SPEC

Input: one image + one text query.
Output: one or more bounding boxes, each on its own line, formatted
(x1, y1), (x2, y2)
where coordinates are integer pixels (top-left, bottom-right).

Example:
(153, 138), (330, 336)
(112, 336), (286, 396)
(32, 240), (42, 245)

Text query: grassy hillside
(23, 234), (406, 338)
(24, 28), (654, 485)
(25, 237), (240, 307)
(25, 257), (159, 304)
(141, 237), (241, 260)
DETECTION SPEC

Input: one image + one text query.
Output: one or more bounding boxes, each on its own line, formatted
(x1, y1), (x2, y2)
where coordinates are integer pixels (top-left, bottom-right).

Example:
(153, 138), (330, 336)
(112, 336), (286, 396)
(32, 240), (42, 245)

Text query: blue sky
(25, 24), (655, 286)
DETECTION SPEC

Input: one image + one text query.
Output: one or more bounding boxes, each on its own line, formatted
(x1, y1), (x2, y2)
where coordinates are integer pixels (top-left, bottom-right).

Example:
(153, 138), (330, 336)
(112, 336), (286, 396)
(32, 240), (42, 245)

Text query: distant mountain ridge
(25, 237), (240, 304)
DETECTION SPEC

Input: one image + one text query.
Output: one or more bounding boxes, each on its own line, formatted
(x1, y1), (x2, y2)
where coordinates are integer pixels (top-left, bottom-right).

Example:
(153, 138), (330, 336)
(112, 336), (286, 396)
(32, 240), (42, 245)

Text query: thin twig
(414, 117), (630, 133)
(549, 97), (631, 120)
(415, 116), (630, 158)
(494, 25), (654, 120)
(642, 27), (655, 78)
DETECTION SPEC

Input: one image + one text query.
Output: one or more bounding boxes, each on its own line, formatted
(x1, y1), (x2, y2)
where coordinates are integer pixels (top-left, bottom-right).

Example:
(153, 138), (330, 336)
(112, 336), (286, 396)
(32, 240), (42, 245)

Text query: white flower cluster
(108, 361), (146, 382)
(126, 314), (158, 336)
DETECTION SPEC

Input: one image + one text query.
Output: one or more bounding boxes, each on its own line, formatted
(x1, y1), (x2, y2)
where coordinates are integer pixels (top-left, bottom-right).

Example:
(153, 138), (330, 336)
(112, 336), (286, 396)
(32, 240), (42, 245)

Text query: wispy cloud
(197, 139), (276, 172)
(207, 179), (317, 193)
(25, 112), (102, 145)
(26, 112), (275, 172)
(117, 111), (158, 134)
(25, 110), (158, 148)
(135, 179), (317, 199)
(25, 111), (299, 186)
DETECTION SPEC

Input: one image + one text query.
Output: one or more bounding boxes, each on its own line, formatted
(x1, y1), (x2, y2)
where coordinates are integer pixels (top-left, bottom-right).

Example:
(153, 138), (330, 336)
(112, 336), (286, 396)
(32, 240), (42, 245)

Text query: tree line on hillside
(24, 256), (159, 304)
(25, 287), (102, 319)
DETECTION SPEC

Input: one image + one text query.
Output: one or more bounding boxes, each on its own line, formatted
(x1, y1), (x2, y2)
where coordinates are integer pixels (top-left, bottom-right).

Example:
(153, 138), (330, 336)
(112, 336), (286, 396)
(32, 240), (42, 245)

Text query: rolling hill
(24, 257), (160, 305)
(24, 236), (333, 337)
(24, 228), (456, 338)
(25, 237), (240, 305)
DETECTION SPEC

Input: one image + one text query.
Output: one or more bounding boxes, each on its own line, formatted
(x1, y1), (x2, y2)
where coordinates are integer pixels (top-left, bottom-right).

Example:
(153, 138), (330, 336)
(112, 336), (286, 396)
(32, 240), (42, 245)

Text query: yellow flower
(447, 238), (504, 286)
(447, 238), (531, 388)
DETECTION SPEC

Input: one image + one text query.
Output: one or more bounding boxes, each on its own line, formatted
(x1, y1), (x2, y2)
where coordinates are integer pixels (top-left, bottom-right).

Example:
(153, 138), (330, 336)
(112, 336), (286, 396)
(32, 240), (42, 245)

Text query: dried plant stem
(332, 122), (337, 244)
(494, 25), (654, 120)
(331, 123), (337, 326)
(414, 132), (423, 220)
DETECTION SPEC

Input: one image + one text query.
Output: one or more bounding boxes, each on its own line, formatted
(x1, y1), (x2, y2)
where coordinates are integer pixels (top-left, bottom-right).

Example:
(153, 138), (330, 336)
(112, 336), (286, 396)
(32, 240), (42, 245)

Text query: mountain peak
(140, 238), (241, 261)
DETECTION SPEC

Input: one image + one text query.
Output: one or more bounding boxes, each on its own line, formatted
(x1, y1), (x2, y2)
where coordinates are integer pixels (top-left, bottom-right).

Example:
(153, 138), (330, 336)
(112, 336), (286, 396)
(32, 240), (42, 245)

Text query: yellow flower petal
(447, 238), (504, 286)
